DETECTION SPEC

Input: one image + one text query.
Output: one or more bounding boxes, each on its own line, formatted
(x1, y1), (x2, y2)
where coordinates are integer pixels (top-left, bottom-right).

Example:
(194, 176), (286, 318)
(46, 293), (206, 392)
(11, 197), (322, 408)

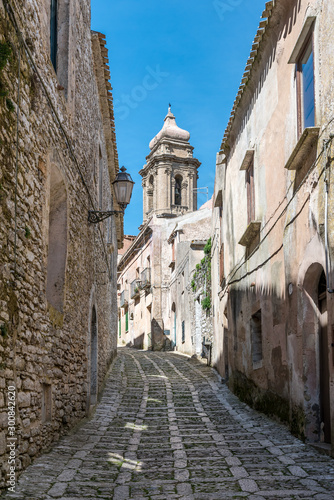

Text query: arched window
(46, 164), (67, 312)
(175, 176), (182, 206)
(148, 175), (154, 212)
(302, 264), (330, 443)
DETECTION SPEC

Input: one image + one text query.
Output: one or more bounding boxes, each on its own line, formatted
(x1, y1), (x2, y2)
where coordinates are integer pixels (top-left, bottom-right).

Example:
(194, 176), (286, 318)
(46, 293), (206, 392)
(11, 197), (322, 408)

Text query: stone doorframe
(297, 235), (331, 444)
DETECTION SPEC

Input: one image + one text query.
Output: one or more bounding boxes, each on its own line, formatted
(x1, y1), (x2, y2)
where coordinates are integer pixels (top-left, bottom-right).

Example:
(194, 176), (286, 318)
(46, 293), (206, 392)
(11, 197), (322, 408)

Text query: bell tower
(139, 107), (200, 222)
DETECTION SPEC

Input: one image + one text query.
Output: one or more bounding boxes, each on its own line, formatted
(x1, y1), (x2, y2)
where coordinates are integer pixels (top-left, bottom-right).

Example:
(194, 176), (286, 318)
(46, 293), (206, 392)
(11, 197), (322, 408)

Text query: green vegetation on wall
(191, 237), (212, 312)
(0, 41), (14, 111)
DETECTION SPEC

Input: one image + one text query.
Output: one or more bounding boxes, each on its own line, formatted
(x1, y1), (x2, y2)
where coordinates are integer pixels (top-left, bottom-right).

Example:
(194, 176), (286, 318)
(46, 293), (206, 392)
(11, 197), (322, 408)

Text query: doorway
(90, 306), (98, 405)
(302, 264), (331, 443)
(172, 303), (176, 348)
(318, 271), (331, 443)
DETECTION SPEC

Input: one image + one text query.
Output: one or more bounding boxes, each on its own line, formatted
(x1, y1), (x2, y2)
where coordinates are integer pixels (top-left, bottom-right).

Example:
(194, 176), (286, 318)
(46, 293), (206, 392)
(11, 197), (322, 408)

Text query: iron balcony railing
(130, 279), (140, 298)
(140, 267), (151, 289)
(120, 290), (129, 307)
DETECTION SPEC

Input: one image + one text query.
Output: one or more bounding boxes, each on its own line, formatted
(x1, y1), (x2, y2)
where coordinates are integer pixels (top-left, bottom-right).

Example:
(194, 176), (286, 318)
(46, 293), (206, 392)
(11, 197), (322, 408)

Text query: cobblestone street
(2, 348), (334, 500)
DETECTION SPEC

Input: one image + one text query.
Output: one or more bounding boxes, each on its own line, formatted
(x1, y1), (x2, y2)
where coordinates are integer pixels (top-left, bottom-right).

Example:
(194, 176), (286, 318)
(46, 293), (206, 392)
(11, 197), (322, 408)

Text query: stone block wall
(0, 0), (119, 489)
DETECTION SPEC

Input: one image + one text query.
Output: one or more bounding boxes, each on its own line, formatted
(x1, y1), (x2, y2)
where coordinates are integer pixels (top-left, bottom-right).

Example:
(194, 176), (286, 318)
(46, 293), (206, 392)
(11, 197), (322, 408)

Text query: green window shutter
(125, 311), (129, 332)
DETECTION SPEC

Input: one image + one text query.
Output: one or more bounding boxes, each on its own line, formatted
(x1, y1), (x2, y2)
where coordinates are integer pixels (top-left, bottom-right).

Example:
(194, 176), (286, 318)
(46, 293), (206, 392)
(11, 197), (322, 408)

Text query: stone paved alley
(2, 349), (334, 500)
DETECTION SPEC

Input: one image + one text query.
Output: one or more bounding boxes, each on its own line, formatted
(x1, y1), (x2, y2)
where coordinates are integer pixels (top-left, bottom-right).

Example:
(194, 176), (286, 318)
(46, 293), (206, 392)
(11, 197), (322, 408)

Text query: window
(50, 0), (58, 71)
(219, 243), (225, 286)
(246, 159), (255, 225)
(175, 176), (182, 206)
(251, 310), (262, 365)
(182, 321), (185, 343)
(42, 384), (52, 423)
(125, 311), (129, 332)
(296, 31), (315, 134)
(148, 175), (154, 212)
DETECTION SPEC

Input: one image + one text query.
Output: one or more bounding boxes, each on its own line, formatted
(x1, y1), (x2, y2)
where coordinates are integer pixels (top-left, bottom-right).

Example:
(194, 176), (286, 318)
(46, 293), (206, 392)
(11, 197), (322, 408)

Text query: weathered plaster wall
(213, 0), (334, 448)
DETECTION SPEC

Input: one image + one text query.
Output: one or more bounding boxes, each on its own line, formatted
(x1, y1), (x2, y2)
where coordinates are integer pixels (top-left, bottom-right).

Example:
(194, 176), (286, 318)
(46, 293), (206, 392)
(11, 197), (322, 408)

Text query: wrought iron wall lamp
(88, 167), (134, 223)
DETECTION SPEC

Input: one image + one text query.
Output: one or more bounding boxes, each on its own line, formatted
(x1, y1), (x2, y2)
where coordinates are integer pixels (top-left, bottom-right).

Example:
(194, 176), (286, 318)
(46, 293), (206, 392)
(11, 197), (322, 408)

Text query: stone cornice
(148, 137), (194, 158)
(220, 0), (277, 154)
(139, 156), (201, 178)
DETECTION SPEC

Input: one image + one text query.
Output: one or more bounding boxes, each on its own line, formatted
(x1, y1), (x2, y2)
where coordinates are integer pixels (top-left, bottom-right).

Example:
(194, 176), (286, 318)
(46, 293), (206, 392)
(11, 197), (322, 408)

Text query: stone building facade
(0, 0), (122, 488)
(118, 110), (212, 355)
(212, 0), (334, 453)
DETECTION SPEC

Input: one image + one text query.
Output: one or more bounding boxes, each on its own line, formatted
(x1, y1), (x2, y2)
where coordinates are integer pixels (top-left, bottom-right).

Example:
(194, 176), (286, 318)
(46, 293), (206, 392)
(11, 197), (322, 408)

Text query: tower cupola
(139, 107), (200, 222)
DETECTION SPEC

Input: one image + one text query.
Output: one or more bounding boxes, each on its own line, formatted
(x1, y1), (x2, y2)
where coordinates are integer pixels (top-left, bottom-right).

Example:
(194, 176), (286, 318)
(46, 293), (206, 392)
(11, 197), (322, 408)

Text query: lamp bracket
(88, 210), (123, 223)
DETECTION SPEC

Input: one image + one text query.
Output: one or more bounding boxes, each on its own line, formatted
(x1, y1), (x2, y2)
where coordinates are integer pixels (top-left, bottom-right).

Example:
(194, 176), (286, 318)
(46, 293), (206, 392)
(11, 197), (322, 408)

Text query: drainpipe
(324, 136), (334, 293)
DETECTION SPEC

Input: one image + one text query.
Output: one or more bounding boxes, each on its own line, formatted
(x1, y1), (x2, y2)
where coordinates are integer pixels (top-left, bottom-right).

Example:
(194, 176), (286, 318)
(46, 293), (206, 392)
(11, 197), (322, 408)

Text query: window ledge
(239, 221), (261, 247)
(214, 189), (222, 208)
(285, 127), (320, 171)
(240, 149), (255, 171)
(252, 359), (263, 371)
(288, 16), (316, 64)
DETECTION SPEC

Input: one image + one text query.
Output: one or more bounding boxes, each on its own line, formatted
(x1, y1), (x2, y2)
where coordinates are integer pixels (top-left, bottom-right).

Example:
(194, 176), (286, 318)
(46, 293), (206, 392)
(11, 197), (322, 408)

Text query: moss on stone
(0, 323), (8, 337)
(5, 97), (14, 112)
(48, 304), (64, 329)
(230, 369), (305, 441)
(291, 404), (305, 441)
(24, 225), (31, 239)
(7, 286), (18, 325)
(0, 40), (12, 71)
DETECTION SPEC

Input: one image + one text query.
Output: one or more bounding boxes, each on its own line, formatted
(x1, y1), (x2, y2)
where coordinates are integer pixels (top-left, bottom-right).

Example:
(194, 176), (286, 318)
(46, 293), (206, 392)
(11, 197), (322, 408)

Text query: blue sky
(91, 0), (266, 235)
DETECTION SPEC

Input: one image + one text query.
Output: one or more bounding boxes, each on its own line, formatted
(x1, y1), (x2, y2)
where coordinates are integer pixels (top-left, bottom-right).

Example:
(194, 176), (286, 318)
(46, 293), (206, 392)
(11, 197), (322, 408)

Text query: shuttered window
(251, 310), (262, 364)
(246, 160), (255, 225)
(219, 243), (225, 286)
(125, 311), (129, 332)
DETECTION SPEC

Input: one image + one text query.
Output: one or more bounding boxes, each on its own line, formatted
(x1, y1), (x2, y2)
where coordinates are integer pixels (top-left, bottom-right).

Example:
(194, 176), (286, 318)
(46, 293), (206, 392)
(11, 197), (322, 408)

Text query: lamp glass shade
(113, 167), (134, 208)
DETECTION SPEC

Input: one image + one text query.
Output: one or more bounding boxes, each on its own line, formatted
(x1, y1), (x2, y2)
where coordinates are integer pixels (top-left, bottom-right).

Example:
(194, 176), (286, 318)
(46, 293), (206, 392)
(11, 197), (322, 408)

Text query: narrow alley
(3, 349), (334, 500)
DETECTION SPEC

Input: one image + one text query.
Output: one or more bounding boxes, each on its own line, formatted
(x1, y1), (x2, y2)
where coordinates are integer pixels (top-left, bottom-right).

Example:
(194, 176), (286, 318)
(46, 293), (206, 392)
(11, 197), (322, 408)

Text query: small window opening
(251, 309), (262, 364)
(175, 176), (182, 206)
(50, 0), (58, 71)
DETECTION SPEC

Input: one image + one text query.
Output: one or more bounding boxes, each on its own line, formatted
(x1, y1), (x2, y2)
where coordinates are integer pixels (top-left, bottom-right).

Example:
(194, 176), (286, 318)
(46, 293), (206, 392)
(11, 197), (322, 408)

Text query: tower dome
(149, 107), (190, 150)
(140, 106), (200, 222)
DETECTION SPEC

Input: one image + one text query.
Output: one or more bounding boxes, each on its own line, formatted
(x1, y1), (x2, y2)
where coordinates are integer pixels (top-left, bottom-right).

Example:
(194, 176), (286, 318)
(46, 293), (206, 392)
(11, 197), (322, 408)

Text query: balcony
(130, 279), (140, 299)
(120, 290), (129, 308)
(239, 221), (261, 247)
(285, 127), (320, 171)
(140, 268), (151, 289)
(171, 205), (188, 215)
